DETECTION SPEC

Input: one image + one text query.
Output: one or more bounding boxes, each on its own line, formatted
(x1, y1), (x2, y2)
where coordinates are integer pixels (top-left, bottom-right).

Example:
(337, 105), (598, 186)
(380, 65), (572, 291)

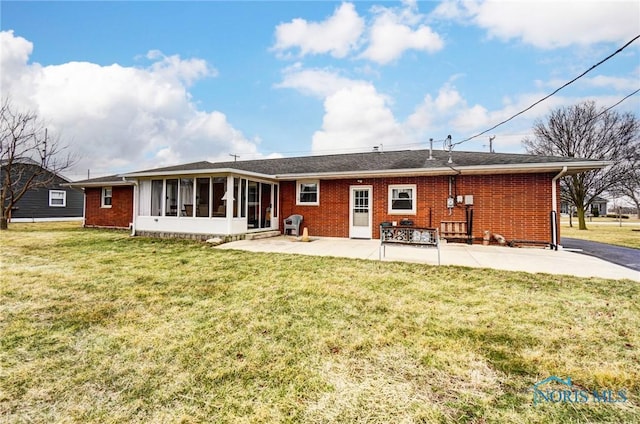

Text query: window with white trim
(296, 180), (319, 205)
(49, 190), (66, 207)
(388, 184), (416, 214)
(101, 187), (113, 208)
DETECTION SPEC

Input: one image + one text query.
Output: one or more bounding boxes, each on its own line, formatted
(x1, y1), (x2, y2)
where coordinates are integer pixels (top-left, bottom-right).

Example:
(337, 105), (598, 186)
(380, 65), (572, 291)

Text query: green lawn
(561, 218), (640, 249)
(1, 223), (638, 423)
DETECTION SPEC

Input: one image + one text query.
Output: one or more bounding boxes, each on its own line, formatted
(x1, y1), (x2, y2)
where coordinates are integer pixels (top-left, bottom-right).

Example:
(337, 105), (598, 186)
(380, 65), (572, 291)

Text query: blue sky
(1, 0), (639, 180)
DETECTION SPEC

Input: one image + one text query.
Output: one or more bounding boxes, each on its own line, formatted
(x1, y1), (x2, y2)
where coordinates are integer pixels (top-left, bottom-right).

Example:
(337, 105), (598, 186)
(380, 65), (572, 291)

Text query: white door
(349, 186), (372, 239)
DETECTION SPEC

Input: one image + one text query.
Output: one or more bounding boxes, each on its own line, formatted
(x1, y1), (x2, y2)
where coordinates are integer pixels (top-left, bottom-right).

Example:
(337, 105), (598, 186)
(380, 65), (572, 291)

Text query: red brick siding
(84, 186), (133, 228)
(280, 174), (560, 242)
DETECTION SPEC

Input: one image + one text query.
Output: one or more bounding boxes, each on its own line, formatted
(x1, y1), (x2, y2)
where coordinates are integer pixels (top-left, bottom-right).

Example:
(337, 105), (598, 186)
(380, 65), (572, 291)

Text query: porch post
(226, 175), (234, 235)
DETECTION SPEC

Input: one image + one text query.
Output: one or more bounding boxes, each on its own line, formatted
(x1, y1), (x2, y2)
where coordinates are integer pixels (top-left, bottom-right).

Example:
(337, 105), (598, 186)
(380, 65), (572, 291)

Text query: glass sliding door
(261, 183), (272, 228)
(248, 181), (259, 228)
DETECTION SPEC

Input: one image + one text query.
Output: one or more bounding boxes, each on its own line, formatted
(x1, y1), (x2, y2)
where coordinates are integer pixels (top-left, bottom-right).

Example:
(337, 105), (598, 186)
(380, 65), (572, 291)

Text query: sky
(1, 0), (639, 180)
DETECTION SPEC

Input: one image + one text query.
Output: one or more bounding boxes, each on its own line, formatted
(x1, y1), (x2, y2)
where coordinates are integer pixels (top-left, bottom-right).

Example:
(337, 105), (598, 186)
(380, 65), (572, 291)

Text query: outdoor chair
(284, 214), (303, 236)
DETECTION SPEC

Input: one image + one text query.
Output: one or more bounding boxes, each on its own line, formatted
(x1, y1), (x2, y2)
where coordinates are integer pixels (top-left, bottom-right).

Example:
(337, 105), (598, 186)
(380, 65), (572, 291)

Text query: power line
(453, 34), (640, 147)
(592, 88), (640, 120)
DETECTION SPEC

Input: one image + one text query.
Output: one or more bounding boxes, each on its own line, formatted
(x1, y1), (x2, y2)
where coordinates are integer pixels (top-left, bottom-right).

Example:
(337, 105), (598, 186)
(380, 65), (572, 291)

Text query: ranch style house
(68, 148), (608, 247)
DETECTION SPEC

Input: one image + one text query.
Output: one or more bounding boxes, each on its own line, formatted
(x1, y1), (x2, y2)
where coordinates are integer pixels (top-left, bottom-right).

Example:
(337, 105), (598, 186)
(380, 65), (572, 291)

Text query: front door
(349, 186), (372, 239)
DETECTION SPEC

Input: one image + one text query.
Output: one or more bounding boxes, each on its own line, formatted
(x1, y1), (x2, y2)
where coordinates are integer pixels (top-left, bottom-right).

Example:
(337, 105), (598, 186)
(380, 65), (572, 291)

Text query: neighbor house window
(388, 184), (416, 214)
(101, 187), (112, 208)
(296, 180), (319, 205)
(49, 190), (66, 207)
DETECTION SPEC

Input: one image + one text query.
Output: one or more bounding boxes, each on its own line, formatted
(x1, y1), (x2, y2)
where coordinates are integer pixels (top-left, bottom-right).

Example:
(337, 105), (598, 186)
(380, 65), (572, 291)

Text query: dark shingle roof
(126, 149), (607, 177)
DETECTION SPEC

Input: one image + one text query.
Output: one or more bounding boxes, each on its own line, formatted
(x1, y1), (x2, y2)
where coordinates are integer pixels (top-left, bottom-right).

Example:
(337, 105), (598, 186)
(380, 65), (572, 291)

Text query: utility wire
(453, 34), (640, 147)
(591, 88), (640, 120)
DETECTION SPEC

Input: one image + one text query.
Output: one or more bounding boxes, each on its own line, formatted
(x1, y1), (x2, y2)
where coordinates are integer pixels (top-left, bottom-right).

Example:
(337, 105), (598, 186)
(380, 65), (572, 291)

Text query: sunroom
(133, 173), (279, 237)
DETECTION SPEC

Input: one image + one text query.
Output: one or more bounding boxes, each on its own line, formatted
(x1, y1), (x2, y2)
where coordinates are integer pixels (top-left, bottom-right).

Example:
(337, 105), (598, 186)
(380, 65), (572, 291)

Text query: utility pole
(229, 153), (239, 162)
(488, 135), (495, 153)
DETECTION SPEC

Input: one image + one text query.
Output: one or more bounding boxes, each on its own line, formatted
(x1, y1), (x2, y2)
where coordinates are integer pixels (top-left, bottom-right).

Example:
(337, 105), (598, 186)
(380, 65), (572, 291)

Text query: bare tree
(616, 151), (640, 219)
(523, 101), (639, 230)
(0, 98), (76, 230)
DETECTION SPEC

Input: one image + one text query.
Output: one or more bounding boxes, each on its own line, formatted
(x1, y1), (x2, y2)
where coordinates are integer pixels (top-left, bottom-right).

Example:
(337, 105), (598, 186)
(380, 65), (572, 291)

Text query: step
(245, 230), (281, 240)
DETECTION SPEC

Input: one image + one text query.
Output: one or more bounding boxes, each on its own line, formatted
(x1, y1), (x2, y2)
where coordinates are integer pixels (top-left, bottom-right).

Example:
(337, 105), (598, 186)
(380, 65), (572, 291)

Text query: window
(179, 178), (194, 217)
(151, 180), (163, 216)
(388, 184), (416, 214)
(296, 180), (319, 205)
(196, 178), (210, 217)
(212, 177), (227, 217)
(49, 190), (66, 207)
(165, 179), (178, 216)
(101, 187), (112, 208)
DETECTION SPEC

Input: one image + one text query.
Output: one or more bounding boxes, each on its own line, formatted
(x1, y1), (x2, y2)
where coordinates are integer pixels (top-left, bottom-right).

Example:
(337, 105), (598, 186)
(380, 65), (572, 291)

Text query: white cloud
(432, 0), (640, 49)
(360, 1), (444, 64)
(275, 64), (361, 98)
(0, 31), (260, 177)
(272, 2), (364, 58)
(537, 73), (640, 92)
(312, 84), (409, 153)
(276, 66), (409, 153)
(273, 1), (443, 64)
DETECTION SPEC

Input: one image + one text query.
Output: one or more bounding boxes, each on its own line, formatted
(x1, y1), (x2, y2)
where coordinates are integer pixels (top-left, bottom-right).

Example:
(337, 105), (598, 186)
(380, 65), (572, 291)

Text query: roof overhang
(123, 167), (276, 180)
(275, 160), (611, 180)
(64, 179), (136, 188)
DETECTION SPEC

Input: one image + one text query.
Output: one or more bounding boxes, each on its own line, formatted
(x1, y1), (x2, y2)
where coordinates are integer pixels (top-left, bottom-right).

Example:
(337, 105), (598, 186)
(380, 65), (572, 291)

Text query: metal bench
(379, 225), (440, 265)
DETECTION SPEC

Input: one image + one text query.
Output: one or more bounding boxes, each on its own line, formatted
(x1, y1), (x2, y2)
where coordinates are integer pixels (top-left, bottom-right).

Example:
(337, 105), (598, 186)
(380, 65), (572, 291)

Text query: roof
(65, 174), (135, 188)
(1, 157), (73, 183)
(122, 149), (610, 180)
(66, 149), (611, 186)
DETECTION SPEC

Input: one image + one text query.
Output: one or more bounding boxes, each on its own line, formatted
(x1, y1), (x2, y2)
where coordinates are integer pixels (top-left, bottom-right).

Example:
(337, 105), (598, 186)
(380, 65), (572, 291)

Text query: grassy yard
(561, 218), (640, 249)
(1, 223), (638, 423)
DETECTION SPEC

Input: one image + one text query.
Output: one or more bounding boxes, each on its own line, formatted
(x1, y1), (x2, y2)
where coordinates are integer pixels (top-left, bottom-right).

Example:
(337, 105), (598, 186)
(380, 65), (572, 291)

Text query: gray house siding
(2, 163), (84, 221)
(11, 185), (84, 219)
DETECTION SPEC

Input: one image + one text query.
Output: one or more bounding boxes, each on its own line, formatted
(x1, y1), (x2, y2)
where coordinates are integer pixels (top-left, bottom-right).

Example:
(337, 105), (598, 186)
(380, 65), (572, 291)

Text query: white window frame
(101, 187), (113, 208)
(49, 190), (66, 207)
(296, 180), (320, 206)
(388, 184), (416, 215)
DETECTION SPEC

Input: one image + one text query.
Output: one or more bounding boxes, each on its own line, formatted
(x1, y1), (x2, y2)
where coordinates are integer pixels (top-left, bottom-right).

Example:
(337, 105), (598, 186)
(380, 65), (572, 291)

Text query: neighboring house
(68, 149), (608, 245)
(1, 160), (83, 222)
(560, 196), (607, 216)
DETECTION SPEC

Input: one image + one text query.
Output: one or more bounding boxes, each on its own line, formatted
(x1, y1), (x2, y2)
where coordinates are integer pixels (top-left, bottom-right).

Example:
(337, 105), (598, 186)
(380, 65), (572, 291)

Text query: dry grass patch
(561, 219), (640, 249)
(1, 223), (638, 423)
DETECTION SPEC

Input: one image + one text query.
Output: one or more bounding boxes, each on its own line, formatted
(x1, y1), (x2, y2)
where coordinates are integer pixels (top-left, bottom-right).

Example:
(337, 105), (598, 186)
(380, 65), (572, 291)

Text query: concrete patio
(216, 236), (640, 281)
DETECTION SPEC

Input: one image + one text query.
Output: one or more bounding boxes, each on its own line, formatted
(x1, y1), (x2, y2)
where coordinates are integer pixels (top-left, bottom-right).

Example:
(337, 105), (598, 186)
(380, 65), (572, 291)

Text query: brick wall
(280, 173), (559, 242)
(84, 186), (134, 228)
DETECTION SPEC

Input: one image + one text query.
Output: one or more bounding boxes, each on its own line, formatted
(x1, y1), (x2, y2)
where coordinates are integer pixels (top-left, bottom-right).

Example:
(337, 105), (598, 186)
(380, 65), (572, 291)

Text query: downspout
(124, 177), (138, 236)
(551, 166), (567, 250)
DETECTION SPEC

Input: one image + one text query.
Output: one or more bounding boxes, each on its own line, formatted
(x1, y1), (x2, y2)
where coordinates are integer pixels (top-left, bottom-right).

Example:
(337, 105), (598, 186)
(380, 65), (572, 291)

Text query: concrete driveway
(216, 236), (640, 281)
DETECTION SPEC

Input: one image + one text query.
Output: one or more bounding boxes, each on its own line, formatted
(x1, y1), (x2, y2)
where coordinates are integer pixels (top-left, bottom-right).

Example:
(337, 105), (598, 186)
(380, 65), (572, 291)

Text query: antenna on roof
(229, 153), (240, 162)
